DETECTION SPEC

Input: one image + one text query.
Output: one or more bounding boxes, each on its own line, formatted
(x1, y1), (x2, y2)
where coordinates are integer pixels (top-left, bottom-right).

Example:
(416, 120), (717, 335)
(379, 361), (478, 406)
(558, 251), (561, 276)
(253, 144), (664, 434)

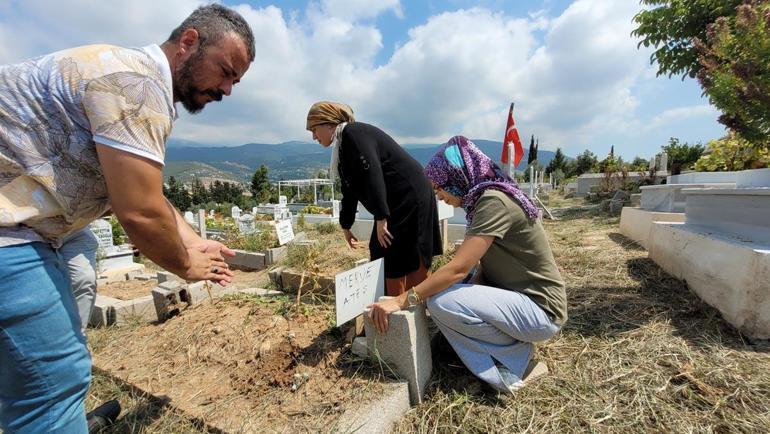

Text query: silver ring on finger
(211, 266), (219, 274)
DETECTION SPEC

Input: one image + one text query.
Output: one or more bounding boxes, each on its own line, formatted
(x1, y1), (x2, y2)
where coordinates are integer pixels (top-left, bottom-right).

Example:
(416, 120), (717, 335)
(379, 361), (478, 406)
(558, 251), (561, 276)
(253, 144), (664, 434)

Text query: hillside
(165, 138), (558, 181)
(162, 161), (245, 185)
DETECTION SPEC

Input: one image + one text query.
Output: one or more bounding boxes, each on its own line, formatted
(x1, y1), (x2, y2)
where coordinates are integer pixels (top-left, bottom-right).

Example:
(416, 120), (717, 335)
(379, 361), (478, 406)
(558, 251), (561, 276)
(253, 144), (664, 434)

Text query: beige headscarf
(306, 101), (356, 183)
(306, 101), (355, 130)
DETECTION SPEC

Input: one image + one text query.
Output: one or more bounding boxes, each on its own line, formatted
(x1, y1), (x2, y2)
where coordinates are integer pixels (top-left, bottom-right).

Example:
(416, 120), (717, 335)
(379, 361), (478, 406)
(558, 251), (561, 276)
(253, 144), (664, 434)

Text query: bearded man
(0, 5), (254, 432)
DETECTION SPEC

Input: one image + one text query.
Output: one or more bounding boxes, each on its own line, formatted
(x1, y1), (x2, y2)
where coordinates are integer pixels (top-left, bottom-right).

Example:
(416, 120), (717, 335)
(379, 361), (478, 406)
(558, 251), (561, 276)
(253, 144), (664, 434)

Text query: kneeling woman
(368, 136), (567, 393)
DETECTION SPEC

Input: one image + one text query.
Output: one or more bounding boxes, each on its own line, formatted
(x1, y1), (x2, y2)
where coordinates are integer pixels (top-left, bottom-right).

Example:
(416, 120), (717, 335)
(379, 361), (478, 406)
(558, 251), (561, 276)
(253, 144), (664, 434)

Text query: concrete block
(683, 187), (770, 244)
(126, 270), (143, 280)
(113, 296), (156, 325)
(152, 285), (183, 321)
(364, 302), (433, 405)
(649, 222), (770, 339)
(336, 381), (410, 434)
(280, 270), (335, 294)
(181, 281), (211, 305)
(133, 273), (156, 281)
(640, 183), (734, 213)
(225, 249), (266, 271)
(619, 207), (685, 249)
(236, 288), (284, 297)
(265, 246), (287, 264)
(158, 280), (182, 291)
(156, 270), (181, 284)
(268, 266), (284, 289)
(629, 193), (641, 207)
(89, 295), (122, 327)
(353, 258), (369, 267)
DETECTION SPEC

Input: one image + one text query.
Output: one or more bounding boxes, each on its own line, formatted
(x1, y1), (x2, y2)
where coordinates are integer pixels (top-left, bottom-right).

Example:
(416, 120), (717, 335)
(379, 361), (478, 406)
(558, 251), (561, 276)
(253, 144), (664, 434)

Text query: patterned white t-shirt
(0, 44), (176, 247)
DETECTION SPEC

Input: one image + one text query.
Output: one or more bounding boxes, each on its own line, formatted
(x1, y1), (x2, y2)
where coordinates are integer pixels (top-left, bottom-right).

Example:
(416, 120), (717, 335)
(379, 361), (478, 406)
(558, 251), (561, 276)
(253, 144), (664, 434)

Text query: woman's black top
(338, 122), (443, 278)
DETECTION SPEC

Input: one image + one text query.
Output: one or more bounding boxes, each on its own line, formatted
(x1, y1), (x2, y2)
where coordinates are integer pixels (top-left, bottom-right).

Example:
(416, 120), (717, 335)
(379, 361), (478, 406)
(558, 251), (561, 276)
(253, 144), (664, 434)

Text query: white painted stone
(648, 222), (770, 339)
(231, 206), (241, 219)
(683, 187), (770, 244)
(364, 302), (432, 405)
(640, 183), (734, 213)
(667, 171), (741, 185)
(736, 168), (770, 188)
(183, 211), (195, 225)
(619, 207), (685, 249)
(89, 218), (114, 252)
(279, 195), (288, 206)
(275, 219), (294, 245)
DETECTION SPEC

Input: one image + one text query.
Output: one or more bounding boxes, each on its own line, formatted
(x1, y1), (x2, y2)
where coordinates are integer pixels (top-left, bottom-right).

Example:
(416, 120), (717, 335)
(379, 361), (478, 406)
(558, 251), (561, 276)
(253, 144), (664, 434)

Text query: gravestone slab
(364, 302), (432, 405)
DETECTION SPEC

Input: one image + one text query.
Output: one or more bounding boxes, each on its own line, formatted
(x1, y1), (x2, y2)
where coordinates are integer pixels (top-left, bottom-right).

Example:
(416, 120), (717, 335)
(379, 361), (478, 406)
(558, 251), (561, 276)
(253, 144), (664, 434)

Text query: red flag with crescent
(501, 103), (524, 166)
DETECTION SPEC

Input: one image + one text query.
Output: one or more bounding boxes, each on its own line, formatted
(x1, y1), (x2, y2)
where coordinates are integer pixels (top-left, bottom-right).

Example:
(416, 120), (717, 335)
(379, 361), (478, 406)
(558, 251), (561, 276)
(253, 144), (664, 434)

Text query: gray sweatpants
(427, 284), (560, 393)
(58, 229), (99, 334)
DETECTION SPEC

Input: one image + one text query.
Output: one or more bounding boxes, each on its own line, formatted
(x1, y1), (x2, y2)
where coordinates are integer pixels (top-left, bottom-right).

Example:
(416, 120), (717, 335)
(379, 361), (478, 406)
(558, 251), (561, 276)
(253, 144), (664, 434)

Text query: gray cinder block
(89, 295), (122, 327)
(364, 302), (433, 405)
(152, 285), (182, 321)
(225, 249), (266, 271)
(113, 296), (156, 325)
(156, 270), (181, 284)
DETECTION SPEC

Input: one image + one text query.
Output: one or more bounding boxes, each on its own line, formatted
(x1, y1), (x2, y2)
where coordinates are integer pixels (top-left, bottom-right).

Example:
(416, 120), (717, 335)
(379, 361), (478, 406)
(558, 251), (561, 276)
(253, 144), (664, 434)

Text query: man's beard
(174, 50), (225, 114)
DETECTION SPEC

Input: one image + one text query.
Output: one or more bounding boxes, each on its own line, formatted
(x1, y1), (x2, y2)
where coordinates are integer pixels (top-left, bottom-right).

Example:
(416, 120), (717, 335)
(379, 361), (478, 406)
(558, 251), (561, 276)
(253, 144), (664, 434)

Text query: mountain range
(164, 138), (559, 183)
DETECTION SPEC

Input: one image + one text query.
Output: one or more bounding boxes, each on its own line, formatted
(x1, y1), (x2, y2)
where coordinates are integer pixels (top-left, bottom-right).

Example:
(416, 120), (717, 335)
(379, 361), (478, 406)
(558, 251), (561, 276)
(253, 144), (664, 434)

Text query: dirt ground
(89, 294), (383, 433)
(99, 280), (157, 300)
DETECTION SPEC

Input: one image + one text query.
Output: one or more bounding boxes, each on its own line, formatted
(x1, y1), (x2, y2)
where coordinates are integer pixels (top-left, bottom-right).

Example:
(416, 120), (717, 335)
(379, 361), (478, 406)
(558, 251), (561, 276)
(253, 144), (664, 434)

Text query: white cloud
(649, 104), (718, 128)
(0, 0), (719, 158)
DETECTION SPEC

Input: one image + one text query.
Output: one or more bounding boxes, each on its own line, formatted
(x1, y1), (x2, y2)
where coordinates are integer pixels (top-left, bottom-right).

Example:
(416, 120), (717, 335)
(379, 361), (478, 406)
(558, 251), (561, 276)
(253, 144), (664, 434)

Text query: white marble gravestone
(648, 168), (770, 339)
(231, 206), (241, 219)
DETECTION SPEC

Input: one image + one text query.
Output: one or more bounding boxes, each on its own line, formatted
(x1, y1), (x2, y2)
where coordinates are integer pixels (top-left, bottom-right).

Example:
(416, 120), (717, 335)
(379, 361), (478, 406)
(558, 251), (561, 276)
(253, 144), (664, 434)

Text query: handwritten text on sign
(335, 258), (384, 325)
(275, 219), (295, 245)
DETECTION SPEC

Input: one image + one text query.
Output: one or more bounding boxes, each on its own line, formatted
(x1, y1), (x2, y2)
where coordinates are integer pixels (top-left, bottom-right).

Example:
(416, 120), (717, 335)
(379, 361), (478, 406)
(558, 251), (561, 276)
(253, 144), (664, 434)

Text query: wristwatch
(406, 287), (423, 307)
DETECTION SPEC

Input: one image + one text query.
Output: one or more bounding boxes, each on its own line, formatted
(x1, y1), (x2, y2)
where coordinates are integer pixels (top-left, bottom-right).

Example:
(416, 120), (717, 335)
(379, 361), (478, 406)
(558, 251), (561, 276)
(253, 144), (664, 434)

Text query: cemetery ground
(84, 197), (770, 433)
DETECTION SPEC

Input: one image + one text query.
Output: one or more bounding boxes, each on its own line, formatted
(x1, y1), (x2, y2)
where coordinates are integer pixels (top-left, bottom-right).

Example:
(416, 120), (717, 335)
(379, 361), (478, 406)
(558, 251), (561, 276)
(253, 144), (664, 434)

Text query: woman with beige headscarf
(306, 101), (442, 296)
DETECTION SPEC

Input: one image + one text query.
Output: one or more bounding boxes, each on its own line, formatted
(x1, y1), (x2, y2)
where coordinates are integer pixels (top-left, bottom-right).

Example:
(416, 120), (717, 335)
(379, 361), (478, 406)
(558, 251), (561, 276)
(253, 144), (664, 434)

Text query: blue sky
(0, 0), (726, 160)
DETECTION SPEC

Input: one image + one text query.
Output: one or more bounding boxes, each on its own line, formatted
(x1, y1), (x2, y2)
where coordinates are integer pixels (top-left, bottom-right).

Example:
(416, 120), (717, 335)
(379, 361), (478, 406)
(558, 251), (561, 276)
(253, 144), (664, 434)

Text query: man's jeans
(59, 229), (99, 333)
(0, 242), (90, 433)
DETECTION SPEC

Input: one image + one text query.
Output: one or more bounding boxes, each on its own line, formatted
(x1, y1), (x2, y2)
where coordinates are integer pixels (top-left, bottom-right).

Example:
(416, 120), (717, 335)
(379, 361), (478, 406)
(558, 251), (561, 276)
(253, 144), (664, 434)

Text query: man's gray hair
(167, 4), (255, 61)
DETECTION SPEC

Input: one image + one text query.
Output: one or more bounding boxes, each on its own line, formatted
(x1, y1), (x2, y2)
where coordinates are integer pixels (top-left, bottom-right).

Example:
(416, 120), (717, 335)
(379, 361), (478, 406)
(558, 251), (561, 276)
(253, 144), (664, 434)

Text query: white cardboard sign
(335, 258), (385, 326)
(275, 219), (295, 245)
(437, 199), (454, 221)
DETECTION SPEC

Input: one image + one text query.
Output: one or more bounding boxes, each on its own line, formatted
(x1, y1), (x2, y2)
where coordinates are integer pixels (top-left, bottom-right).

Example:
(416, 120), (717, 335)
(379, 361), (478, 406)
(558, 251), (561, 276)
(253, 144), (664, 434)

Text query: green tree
(662, 137), (705, 174)
(527, 135), (537, 165)
(250, 165), (271, 203)
(573, 150), (598, 176)
(163, 176), (191, 211)
(190, 177), (208, 205)
(546, 148), (568, 176)
(696, 2), (770, 145)
(632, 0), (741, 79)
(695, 132), (769, 171)
(630, 156), (650, 171)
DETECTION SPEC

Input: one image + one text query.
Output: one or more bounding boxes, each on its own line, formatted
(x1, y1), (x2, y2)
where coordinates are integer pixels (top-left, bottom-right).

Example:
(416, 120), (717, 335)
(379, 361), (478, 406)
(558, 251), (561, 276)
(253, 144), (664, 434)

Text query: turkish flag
(500, 103), (524, 167)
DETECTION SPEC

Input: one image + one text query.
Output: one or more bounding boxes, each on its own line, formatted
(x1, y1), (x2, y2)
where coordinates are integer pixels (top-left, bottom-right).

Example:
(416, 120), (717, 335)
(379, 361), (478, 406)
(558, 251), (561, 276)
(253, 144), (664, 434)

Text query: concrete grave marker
(279, 195), (288, 206)
(183, 211), (195, 225)
(331, 199), (341, 218)
(275, 219), (295, 245)
(231, 206), (241, 219)
(335, 258), (385, 326)
(437, 199), (454, 221)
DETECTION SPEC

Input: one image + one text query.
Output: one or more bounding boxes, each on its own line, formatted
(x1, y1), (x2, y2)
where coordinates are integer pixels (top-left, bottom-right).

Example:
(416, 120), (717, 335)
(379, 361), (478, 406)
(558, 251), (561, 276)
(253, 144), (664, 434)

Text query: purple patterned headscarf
(424, 136), (540, 224)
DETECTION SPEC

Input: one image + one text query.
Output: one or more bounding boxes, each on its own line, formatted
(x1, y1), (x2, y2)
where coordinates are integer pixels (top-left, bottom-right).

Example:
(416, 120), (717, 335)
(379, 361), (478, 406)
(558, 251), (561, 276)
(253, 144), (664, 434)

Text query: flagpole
(508, 102), (515, 179)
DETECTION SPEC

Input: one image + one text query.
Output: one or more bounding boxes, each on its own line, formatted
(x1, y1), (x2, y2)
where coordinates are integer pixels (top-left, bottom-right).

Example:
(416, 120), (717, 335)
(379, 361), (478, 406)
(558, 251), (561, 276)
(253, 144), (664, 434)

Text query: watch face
(407, 292), (417, 305)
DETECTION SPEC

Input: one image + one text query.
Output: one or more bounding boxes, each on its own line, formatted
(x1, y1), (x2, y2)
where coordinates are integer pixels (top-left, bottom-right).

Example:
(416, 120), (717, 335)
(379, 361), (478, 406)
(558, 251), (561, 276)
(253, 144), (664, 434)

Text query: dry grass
(393, 204), (770, 433)
(87, 198), (770, 433)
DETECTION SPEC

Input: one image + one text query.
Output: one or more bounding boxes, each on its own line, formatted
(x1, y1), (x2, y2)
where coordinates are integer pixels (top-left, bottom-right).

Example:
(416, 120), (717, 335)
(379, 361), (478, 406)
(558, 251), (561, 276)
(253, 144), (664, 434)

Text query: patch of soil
(99, 280), (156, 300)
(230, 269), (270, 289)
(92, 296), (383, 433)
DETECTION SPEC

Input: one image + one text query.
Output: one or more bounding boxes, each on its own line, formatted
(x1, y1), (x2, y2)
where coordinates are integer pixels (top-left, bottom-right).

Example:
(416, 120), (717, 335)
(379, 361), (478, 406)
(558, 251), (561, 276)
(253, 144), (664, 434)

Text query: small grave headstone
(209, 209), (215, 218)
(437, 199), (453, 221)
(335, 258), (385, 326)
(237, 214), (256, 234)
(183, 211), (195, 225)
(231, 206), (241, 219)
(332, 200), (341, 218)
(275, 219), (295, 245)
(279, 195), (288, 206)
(90, 218), (115, 253)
